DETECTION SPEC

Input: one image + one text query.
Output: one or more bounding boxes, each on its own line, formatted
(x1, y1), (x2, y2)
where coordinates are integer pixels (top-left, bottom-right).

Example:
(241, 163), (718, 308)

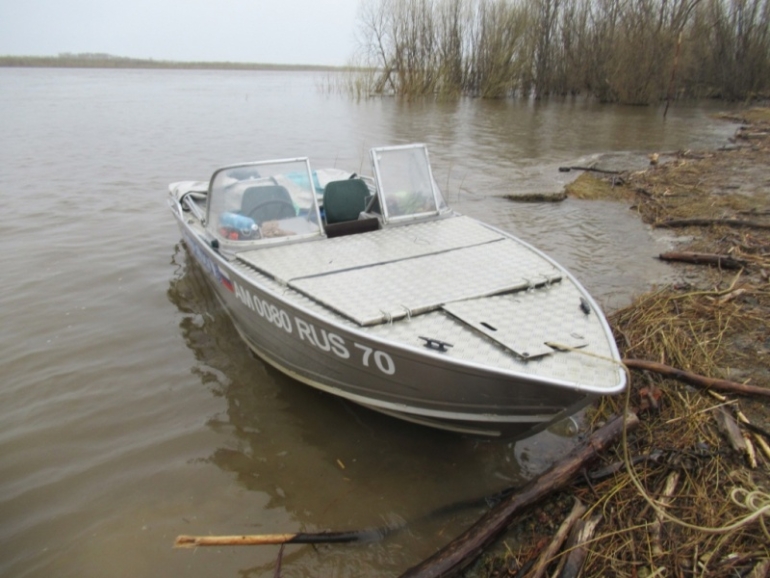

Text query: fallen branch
(558, 166), (621, 175)
(655, 218), (770, 231)
(737, 131), (770, 140)
(586, 451), (663, 481)
(738, 208), (770, 216)
(174, 484), (531, 550)
(739, 418), (770, 460)
(274, 544), (284, 578)
(658, 251), (746, 270)
(745, 435), (758, 469)
(398, 412), (639, 578)
(623, 359), (770, 399)
(650, 471), (680, 556)
(557, 514), (602, 578)
(526, 498), (586, 578)
(175, 529), (379, 548)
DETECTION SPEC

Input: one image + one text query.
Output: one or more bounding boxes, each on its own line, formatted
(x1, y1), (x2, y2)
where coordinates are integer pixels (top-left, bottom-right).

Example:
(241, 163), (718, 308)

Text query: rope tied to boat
(617, 363), (770, 539)
(544, 343), (770, 539)
(544, 342), (621, 367)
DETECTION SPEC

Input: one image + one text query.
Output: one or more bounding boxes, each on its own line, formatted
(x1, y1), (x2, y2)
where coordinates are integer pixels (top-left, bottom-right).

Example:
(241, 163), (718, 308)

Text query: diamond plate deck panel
(288, 238), (561, 326)
(443, 296), (588, 360)
(236, 215), (503, 283)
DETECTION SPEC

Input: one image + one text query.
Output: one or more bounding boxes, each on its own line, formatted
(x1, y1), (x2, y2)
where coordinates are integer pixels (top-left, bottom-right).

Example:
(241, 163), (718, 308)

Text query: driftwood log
(398, 412), (639, 578)
(557, 166), (621, 175)
(658, 251), (746, 269)
(655, 218), (770, 231)
(174, 490), (523, 548)
(623, 359), (770, 399)
(175, 529), (378, 548)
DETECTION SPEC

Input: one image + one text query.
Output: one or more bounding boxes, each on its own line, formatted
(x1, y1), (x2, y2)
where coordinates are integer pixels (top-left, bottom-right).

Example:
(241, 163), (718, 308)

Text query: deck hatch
(442, 295), (589, 360)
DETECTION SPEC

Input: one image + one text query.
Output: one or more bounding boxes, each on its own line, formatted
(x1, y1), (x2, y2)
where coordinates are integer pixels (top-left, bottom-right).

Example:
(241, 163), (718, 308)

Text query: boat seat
(323, 179), (370, 224)
(241, 185), (296, 224)
(324, 217), (380, 238)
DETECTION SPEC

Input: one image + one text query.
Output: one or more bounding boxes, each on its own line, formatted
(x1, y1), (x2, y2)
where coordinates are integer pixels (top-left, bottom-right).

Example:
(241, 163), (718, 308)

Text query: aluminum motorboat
(168, 144), (626, 437)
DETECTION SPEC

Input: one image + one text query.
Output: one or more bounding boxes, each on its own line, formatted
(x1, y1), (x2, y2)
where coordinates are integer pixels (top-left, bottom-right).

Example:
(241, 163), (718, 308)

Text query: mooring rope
(546, 341), (770, 539)
(618, 363), (770, 538)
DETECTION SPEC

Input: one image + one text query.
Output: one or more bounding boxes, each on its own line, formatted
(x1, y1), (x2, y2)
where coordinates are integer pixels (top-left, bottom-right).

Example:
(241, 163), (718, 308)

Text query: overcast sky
(0, 0), (362, 66)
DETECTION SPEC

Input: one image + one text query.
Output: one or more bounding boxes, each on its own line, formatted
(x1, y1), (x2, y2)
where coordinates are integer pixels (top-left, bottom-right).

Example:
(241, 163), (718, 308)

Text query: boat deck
(230, 215), (624, 391)
(238, 216), (561, 326)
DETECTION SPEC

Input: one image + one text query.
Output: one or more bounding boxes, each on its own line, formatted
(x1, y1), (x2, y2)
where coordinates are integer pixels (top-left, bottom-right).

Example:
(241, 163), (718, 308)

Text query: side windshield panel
(372, 145), (441, 221)
(207, 159), (322, 242)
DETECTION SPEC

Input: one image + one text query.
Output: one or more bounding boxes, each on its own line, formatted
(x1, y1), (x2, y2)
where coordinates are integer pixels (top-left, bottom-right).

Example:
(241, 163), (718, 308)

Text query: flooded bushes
(352, 0), (770, 103)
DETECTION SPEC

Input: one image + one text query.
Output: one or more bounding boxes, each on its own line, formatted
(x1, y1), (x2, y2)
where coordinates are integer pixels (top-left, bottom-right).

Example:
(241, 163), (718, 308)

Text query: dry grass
(553, 281), (770, 577)
(611, 282), (768, 378)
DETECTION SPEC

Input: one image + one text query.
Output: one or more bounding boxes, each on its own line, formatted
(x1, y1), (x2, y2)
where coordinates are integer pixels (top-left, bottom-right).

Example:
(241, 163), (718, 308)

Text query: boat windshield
(370, 144), (447, 222)
(206, 158), (323, 243)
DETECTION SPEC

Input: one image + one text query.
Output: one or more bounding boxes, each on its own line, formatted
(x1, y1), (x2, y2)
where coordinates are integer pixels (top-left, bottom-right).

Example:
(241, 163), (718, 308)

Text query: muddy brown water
(0, 68), (739, 577)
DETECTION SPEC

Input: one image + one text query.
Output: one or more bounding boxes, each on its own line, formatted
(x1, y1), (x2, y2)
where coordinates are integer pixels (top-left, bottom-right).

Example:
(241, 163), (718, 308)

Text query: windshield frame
(370, 144), (444, 224)
(205, 157), (324, 248)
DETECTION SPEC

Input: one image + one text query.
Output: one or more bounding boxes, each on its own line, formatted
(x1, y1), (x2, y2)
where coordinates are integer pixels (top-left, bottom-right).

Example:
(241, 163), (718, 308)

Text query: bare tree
(351, 0), (768, 101)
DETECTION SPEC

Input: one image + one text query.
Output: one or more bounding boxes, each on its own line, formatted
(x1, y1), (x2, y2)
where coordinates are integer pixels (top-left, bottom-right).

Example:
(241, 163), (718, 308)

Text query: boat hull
(176, 220), (596, 438)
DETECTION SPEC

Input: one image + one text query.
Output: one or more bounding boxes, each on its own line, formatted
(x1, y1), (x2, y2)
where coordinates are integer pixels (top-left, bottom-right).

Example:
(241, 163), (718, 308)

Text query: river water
(0, 68), (738, 577)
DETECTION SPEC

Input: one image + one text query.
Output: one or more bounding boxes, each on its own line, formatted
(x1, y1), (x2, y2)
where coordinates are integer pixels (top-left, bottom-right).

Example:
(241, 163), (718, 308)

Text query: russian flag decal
(217, 266), (234, 292)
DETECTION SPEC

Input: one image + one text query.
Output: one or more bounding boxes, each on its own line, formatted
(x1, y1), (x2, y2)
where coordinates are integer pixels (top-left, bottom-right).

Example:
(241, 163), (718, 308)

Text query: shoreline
(0, 55), (344, 72)
(474, 107), (770, 577)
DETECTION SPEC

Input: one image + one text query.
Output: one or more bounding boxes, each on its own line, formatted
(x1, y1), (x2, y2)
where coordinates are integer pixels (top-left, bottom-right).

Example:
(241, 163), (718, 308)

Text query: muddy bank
(472, 108), (770, 577)
(573, 107), (770, 418)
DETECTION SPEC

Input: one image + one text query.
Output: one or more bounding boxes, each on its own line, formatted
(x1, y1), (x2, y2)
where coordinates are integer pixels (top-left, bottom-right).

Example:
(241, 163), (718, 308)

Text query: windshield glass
(370, 145), (445, 221)
(207, 158), (322, 242)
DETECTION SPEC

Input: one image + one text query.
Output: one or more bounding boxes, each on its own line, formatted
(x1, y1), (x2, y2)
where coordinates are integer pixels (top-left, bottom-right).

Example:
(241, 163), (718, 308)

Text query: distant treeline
(0, 53), (338, 72)
(352, 0), (770, 102)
